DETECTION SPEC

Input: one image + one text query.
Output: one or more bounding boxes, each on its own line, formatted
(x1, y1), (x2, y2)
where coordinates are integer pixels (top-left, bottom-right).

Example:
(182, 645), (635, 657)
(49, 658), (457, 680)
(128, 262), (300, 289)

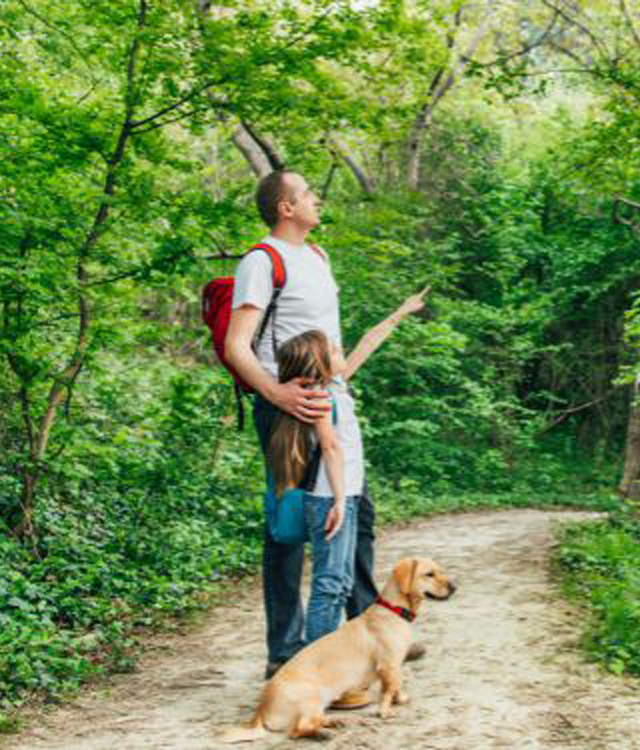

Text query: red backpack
(202, 243), (286, 392)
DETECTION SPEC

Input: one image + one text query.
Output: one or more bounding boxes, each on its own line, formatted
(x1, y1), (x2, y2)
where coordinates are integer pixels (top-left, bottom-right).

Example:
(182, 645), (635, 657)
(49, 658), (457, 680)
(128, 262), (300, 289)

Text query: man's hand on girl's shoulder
(268, 377), (331, 423)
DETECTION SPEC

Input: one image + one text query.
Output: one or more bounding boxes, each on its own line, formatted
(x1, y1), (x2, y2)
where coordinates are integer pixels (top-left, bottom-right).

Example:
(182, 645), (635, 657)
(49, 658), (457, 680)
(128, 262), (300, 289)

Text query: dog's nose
(448, 581), (458, 595)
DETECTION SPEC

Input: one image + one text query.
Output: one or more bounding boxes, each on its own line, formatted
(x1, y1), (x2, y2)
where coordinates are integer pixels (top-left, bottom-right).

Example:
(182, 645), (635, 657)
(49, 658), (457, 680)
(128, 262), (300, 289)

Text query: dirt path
(5, 509), (640, 750)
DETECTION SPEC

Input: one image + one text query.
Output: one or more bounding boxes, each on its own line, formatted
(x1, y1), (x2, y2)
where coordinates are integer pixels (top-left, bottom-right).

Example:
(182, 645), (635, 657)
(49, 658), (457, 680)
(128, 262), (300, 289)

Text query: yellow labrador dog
(220, 557), (455, 742)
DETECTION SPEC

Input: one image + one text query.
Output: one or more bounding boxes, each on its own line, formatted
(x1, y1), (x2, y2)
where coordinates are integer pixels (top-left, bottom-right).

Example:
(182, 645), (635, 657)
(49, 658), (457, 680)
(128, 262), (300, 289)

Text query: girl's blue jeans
(303, 494), (358, 645)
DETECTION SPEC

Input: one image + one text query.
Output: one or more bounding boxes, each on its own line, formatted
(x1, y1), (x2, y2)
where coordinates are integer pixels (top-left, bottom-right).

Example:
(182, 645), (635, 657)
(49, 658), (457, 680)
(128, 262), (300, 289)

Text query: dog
(220, 556), (456, 742)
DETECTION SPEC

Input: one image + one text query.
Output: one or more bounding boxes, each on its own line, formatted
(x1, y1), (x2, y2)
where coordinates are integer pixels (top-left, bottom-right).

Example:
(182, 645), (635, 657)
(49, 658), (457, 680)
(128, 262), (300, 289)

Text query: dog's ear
(393, 559), (418, 595)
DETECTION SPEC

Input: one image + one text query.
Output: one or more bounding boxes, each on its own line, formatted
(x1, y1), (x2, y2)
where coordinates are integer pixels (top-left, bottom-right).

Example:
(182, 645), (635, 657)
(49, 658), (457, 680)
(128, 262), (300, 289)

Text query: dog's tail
(218, 711), (268, 744)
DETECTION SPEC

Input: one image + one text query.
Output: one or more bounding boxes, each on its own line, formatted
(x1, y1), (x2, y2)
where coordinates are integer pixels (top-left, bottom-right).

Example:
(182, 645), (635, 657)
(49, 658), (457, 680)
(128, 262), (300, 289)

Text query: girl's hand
(325, 500), (345, 541)
(398, 285), (431, 317)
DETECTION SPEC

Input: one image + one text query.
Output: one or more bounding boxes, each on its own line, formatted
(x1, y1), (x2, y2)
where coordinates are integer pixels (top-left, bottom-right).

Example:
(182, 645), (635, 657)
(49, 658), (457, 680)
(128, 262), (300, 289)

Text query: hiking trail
(5, 509), (640, 750)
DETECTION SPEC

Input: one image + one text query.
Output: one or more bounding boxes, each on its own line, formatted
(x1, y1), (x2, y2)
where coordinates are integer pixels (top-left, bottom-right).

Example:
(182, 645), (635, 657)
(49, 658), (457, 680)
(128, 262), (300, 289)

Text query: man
(225, 171), (422, 701)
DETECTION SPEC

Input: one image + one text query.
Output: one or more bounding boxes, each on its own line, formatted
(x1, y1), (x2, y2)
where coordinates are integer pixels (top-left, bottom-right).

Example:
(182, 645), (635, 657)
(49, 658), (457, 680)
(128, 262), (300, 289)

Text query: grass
(553, 505), (640, 677)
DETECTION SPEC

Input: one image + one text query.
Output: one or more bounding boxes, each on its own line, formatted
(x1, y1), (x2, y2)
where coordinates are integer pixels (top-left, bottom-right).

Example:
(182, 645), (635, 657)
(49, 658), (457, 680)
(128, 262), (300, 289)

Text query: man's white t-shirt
(231, 236), (342, 378)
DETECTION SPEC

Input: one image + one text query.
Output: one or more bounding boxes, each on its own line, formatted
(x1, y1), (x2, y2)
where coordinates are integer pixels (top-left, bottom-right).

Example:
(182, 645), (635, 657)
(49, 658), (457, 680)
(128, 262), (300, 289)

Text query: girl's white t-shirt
(231, 236), (342, 378)
(309, 377), (364, 498)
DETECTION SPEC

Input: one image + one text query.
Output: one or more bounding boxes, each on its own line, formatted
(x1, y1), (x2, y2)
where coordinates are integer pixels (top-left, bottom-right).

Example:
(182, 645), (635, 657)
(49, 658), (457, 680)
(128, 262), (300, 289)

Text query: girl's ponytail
(268, 412), (313, 496)
(268, 330), (333, 496)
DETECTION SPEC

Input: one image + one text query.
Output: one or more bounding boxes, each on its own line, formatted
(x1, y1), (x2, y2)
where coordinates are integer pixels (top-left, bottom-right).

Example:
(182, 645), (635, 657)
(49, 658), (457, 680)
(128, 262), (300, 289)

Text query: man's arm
(225, 305), (330, 422)
(343, 286), (430, 381)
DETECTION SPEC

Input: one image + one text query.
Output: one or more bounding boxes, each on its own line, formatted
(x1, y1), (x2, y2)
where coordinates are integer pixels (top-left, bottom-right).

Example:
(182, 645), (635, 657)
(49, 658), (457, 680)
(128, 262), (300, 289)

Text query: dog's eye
(425, 572), (435, 578)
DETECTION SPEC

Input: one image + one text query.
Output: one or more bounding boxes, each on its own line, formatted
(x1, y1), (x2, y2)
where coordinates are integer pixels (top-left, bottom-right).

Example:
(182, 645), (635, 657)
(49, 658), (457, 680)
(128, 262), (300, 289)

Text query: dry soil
(4, 509), (640, 750)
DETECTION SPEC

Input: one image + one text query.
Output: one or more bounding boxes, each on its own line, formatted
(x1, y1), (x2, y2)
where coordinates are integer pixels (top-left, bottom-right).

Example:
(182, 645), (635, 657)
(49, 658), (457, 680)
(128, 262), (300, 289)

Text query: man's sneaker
(405, 642), (426, 662)
(264, 661), (285, 680)
(330, 688), (372, 710)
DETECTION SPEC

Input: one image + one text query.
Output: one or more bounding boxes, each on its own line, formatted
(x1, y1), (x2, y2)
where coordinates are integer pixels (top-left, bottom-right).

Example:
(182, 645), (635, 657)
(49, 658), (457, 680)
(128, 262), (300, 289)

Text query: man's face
(279, 173), (320, 230)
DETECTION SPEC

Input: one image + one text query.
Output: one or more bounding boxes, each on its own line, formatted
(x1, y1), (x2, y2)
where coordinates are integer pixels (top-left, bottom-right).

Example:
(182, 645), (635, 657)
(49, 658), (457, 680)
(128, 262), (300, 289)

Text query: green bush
(555, 512), (640, 676)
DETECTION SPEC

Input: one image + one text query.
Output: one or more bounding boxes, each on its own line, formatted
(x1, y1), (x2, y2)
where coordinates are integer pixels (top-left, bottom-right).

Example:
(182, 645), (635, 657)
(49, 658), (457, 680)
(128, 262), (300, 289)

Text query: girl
(268, 288), (428, 645)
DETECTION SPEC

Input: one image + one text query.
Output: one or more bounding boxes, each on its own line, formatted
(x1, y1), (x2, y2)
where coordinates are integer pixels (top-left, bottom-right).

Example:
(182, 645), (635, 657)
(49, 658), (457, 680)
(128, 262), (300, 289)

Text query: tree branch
(614, 195), (640, 240)
(541, 0), (611, 62)
(407, 4), (490, 190)
(240, 120), (285, 171)
(536, 389), (618, 436)
(129, 83), (227, 131)
(35, 0), (148, 466)
(321, 152), (340, 201)
(133, 4), (339, 135)
(620, 0), (640, 49)
(465, 10), (561, 69)
(327, 135), (375, 195)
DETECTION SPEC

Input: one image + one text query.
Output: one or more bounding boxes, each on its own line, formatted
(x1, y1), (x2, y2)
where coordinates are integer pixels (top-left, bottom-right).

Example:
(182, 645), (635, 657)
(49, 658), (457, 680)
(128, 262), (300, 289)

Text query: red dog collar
(375, 595), (416, 623)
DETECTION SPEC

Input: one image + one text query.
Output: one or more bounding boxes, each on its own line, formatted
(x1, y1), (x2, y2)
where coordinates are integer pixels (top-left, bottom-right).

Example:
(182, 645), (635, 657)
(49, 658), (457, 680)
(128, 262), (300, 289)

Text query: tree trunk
(11, 0), (147, 539)
(329, 136), (375, 195)
(240, 121), (284, 171)
(619, 379), (640, 504)
(13, 468), (38, 540)
(320, 157), (339, 200)
(406, 100), (436, 191)
(406, 8), (490, 190)
(232, 123), (272, 177)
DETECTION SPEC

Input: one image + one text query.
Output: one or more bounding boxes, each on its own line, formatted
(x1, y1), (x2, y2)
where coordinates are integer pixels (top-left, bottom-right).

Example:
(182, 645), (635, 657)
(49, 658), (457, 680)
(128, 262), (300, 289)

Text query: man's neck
(270, 223), (309, 247)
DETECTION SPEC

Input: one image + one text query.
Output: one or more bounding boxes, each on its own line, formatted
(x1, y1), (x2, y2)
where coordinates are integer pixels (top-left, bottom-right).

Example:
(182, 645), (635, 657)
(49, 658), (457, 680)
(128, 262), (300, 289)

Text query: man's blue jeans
(254, 394), (378, 664)
(304, 495), (358, 644)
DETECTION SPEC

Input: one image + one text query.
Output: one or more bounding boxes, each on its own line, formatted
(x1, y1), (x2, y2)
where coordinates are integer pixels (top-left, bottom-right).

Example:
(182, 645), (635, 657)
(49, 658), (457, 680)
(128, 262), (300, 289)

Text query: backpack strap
(250, 243), (287, 288)
(247, 243), (287, 357)
(309, 244), (327, 262)
(232, 244), (286, 430)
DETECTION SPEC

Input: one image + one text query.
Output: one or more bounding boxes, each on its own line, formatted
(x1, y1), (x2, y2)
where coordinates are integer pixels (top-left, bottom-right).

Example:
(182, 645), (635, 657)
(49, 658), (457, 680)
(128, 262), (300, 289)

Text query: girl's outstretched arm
(314, 410), (345, 541)
(344, 286), (430, 381)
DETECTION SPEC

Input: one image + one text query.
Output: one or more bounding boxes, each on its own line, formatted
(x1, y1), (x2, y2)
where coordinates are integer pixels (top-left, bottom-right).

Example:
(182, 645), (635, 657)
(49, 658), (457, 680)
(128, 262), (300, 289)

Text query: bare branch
(130, 80), (226, 131)
(320, 156), (340, 201)
(536, 389), (618, 436)
(231, 122), (272, 177)
(134, 3), (339, 135)
(617, 195), (640, 211)
(328, 135), (375, 195)
(240, 120), (285, 171)
(614, 195), (640, 240)
(466, 9), (562, 69)
(133, 103), (230, 135)
(620, 0), (640, 49)
(407, 4), (491, 190)
(541, 0), (611, 62)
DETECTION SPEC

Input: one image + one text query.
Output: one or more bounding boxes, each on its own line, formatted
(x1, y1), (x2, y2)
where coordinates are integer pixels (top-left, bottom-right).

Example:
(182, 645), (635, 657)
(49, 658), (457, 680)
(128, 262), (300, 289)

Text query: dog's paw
(322, 717), (346, 729)
(378, 706), (394, 720)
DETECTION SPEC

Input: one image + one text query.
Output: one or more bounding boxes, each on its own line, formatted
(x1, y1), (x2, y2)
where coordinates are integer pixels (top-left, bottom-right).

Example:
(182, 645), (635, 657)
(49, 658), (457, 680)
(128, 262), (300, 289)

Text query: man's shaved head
(256, 170), (300, 228)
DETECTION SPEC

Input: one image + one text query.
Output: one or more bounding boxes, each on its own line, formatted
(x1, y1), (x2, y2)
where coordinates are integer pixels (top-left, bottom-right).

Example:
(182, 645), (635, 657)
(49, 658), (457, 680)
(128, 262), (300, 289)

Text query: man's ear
(393, 559), (418, 596)
(278, 198), (294, 221)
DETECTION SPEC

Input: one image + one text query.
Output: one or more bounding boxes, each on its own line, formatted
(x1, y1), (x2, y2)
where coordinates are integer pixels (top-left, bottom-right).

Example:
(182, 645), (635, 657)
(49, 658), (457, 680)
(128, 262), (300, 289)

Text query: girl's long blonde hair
(268, 330), (333, 496)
